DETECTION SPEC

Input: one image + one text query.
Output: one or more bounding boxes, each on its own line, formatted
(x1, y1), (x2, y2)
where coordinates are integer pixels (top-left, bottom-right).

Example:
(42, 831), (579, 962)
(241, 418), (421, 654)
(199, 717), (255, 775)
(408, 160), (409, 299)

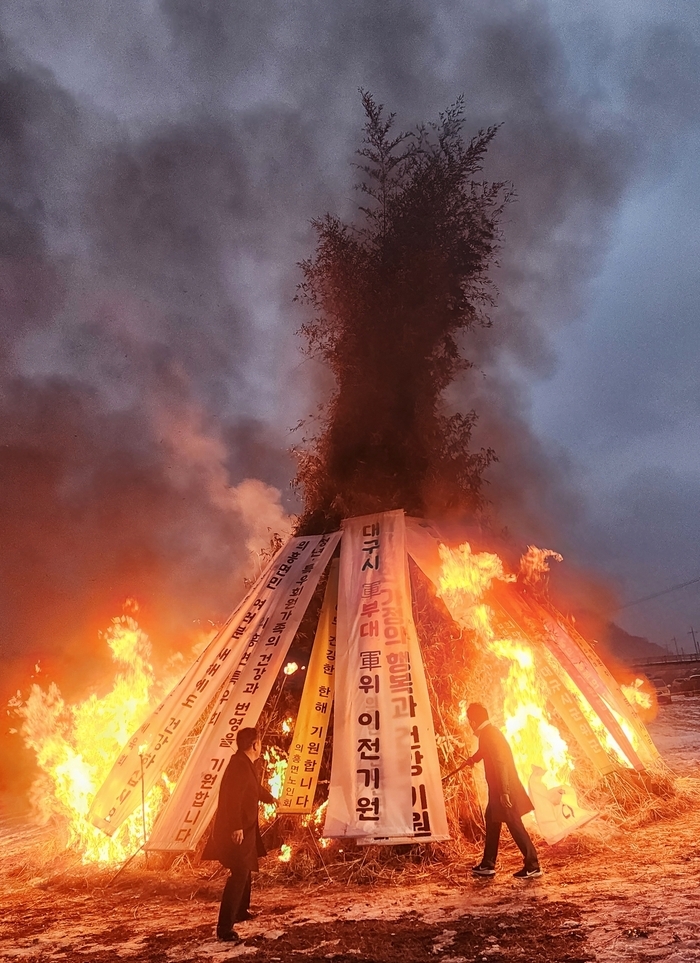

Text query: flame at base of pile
(11, 523), (664, 868)
(433, 539), (660, 843)
(11, 606), (174, 865)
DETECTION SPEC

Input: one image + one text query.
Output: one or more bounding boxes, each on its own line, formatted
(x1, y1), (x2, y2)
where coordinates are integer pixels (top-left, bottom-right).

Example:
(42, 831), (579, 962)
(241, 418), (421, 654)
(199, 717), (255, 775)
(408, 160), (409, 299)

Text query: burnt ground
(2, 701), (700, 963)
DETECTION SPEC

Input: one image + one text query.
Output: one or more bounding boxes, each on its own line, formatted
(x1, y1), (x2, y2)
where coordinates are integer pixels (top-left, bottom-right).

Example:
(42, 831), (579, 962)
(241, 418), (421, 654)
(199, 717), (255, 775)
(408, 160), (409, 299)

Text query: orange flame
(436, 541), (653, 784)
(438, 543), (574, 789)
(621, 678), (653, 712)
(262, 746), (287, 822)
(14, 607), (170, 865)
(519, 545), (563, 587)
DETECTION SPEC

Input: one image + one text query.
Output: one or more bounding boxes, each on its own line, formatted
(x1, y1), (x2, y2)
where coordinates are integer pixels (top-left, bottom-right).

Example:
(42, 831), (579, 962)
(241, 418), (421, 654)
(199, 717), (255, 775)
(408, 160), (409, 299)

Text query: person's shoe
(513, 866), (542, 879)
(216, 930), (241, 943)
(236, 910), (257, 922)
(472, 864), (496, 877)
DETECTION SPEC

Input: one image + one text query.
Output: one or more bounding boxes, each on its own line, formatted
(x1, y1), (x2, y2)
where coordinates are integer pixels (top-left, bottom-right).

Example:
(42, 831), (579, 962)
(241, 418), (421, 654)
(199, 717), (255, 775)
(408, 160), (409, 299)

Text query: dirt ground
(3, 701), (700, 963)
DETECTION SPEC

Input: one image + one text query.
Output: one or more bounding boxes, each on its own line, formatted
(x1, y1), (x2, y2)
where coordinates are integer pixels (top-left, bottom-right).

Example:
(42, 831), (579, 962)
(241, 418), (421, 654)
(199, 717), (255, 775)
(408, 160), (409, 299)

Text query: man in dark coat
(202, 727), (277, 942)
(465, 703), (541, 879)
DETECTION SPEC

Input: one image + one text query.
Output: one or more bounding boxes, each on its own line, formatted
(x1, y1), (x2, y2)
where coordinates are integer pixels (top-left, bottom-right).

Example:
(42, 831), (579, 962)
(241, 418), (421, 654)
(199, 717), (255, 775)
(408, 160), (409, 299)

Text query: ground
(2, 701), (700, 963)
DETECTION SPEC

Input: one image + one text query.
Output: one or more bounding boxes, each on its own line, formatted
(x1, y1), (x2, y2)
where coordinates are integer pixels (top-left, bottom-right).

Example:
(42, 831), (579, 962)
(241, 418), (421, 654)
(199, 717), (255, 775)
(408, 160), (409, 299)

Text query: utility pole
(689, 626), (700, 657)
(672, 636), (680, 658)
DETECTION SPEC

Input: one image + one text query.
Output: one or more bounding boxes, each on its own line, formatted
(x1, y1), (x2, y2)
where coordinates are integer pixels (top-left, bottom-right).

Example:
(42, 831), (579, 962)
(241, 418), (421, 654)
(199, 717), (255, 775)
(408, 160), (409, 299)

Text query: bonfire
(7, 94), (683, 882)
(12, 518), (673, 880)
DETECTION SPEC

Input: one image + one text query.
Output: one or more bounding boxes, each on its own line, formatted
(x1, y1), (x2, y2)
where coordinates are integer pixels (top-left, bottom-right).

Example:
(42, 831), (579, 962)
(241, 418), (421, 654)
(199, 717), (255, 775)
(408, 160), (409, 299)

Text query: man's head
(237, 727), (262, 760)
(466, 703), (489, 734)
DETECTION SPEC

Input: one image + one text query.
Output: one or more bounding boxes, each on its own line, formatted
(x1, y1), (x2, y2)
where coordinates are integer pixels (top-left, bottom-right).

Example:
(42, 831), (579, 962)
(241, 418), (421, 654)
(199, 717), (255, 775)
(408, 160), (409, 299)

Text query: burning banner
(279, 558), (339, 813)
(145, 532), (340, 852)
(74, 513), (662, 860)
(409, 533), (661, 844)
(88, 550), (286, 835)
(324, 511), (449, 842)
(490, 584), (645, 772)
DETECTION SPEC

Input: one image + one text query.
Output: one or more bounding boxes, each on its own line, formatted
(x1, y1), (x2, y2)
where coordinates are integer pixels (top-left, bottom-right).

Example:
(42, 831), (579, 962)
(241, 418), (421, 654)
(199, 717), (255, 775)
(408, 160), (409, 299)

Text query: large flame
(436, 542), (639, 791)
(14, 604), (170, 865)
(12, 541), (653, 866)
(437, 542), (574, 789)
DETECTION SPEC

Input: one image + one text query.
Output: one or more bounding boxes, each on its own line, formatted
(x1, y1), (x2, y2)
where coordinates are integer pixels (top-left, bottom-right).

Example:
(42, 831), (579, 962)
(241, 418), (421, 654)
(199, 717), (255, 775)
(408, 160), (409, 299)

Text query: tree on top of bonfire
(294, 91), (512, 535)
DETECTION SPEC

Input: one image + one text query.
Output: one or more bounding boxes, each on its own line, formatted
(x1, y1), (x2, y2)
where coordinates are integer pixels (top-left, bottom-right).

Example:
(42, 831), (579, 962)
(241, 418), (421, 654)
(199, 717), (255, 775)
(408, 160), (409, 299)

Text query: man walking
(202, 727), (277, 942)
(465, 703), (541, 879)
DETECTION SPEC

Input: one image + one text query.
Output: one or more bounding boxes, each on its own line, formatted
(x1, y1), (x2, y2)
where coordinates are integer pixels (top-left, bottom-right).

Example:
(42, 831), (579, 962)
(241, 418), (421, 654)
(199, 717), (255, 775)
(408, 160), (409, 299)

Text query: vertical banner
(324, 510), (449, 842)
(146, 532), (340, 852)
(89, 544), (288, 835)
(489, 598), (616, 777)
(279, 558), (339, 814)
(524, 595), (646, 771)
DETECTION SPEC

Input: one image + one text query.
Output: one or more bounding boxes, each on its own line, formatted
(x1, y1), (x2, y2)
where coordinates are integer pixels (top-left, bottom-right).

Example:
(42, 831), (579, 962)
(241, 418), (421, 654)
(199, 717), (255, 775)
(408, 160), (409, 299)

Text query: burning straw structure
(11, 95), (687, 878)
(74, 511), (671, 878)
(11, 524), (683, 881)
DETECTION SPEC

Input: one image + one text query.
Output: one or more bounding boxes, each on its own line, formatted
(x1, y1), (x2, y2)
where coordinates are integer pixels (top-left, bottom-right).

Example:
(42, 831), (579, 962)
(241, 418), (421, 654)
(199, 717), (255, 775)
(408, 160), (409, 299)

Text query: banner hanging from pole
(146, 531), (340, 852)
(324, 510), (449, 842)
(279, 558), (339, 814)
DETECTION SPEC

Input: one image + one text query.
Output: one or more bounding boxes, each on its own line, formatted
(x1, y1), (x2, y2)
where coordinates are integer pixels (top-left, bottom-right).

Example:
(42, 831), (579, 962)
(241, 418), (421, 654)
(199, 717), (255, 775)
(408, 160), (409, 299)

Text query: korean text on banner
(146, 531), (340, 852)
(324, 510), (449, 841)
(89, 545), (286, 835)
(280, 558), (339, 814)
(358, 520), (449, 845)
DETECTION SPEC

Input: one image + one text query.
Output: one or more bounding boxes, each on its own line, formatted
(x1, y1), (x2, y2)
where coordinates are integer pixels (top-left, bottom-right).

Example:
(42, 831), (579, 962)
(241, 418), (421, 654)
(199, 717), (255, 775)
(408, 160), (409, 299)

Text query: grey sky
(0, 0), (699, 678)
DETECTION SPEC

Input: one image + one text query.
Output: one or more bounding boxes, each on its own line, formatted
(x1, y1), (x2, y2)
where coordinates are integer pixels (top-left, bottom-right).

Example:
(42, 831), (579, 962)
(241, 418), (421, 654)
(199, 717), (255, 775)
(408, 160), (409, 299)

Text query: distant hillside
(570, 610), (669, 677)
(595, 622), (670, 665)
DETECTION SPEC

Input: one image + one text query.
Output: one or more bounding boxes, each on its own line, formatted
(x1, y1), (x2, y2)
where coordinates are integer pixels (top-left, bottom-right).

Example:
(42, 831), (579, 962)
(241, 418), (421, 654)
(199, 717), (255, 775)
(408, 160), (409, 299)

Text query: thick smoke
(0, 1), (697, 795)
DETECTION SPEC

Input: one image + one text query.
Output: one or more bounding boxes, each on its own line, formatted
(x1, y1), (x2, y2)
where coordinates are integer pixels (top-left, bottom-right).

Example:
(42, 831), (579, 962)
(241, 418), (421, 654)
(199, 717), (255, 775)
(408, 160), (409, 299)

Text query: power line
(619, 574), (700, 610)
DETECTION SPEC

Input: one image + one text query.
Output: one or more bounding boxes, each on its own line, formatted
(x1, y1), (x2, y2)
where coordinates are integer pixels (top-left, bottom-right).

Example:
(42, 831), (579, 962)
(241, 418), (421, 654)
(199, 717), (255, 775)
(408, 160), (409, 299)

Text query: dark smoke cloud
(0, 0), (698, 799)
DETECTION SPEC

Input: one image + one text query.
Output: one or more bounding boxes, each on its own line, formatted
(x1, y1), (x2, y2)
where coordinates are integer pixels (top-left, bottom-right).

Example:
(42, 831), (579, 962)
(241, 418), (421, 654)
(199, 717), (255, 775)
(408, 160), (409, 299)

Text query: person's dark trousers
(235, 875), (252, 921)
(217, 867), (251, 937)
(481, 804), (539, 871)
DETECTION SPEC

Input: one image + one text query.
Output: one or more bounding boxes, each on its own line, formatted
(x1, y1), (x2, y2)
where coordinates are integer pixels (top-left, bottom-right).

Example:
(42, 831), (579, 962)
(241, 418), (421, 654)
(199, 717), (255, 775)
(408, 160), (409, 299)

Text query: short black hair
(236, 727), (260, 752)
(466, 703), (489, 726)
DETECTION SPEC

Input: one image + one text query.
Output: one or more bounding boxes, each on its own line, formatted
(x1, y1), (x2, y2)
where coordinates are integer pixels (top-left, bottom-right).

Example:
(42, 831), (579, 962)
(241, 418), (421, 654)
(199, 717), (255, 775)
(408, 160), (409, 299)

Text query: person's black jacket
(202, 751), (276, 871)
(471, 723), (533, 821)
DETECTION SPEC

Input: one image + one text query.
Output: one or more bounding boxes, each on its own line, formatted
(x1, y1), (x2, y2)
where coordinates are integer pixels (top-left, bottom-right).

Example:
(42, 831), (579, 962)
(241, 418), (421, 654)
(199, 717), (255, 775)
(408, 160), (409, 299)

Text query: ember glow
(263, 746), (288, 822)
(14, 606), (168, 865)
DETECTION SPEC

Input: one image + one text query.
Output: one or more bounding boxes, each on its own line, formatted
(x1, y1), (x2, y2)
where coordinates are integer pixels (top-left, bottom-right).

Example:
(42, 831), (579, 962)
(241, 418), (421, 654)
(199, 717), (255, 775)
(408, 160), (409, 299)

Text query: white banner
(89, 546), (287, 835)
(528, 767), (597, 844)
(324, 510), (449, 842)
(146, 531), (340, 852)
